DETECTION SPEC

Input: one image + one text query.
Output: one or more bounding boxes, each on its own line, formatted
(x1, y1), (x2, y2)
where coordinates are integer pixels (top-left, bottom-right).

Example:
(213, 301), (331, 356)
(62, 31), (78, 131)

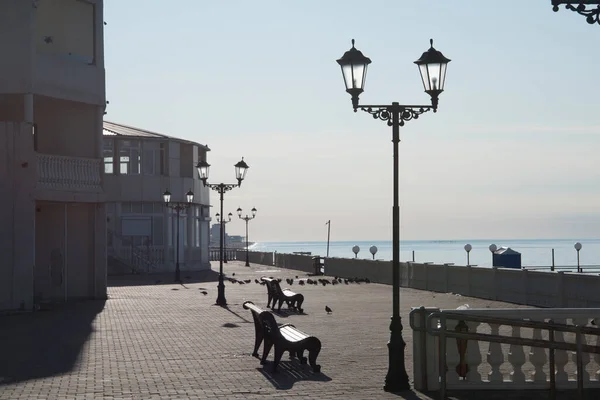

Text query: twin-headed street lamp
(337, 39), (450, 392)
(163, 188), (195, 282)
(237, 207), (257, 267)
(196, 158), (249, 307)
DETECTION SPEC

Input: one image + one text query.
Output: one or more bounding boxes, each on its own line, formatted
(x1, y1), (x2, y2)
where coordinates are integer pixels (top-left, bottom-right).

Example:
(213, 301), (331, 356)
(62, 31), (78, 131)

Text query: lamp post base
(216, 280), (227, 306)
(383, 316), (410, 392)
(175, 263), (181, 283)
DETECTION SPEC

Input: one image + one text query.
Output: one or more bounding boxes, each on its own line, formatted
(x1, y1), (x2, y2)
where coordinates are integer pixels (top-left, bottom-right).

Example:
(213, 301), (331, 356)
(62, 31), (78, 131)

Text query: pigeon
(254, 279), (260, 284)
(295, 275), (299, 279)
(244, 279), (251, 283)
(325, 306), (332, 314)
(200, 291), (208, 295)
(232, 273), (236, 276)
(299, 280), (305, 286)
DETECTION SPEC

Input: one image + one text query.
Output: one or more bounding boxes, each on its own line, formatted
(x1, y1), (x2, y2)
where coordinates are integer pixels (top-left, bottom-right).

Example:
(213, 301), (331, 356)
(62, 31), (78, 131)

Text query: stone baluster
(553, 318), (569, 384)
(592, 318), (600, 382)
(529, 318), (548, 383)
(466, 320), (483, 383)
(487, 323), (504, 383)
(572, 318), (591, 383)
(507, 325), (526, 383)
(446, 319), (461, 384)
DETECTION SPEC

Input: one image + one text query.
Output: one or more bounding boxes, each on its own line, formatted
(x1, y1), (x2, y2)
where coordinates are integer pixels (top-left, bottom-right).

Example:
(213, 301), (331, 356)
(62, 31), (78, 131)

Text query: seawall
(236, 250), (600, 308)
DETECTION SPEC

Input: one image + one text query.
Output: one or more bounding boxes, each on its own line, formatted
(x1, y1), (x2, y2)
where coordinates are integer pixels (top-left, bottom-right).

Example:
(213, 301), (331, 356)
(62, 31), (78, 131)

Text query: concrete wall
(0, 0), (33, 94)
(0, 0), (105, 105)
(246, 250), (600, 308)
(0, 122), (36, 311)
(35, 96), (100, 158)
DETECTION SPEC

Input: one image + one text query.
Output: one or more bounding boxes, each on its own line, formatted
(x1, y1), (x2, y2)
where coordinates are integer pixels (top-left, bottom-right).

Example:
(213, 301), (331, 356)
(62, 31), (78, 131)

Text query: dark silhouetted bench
(260, 277), (304, 313)
(243, 301), (321, 373)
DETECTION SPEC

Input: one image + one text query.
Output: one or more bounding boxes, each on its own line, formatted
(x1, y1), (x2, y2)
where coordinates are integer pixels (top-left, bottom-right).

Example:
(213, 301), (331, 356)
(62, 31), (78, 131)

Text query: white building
(0, 0), (107, 311)
(103, 121), (212, 274)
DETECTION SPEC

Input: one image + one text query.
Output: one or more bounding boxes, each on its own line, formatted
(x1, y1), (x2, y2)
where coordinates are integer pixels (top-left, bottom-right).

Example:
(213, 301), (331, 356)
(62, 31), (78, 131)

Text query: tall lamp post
(215, 212), (233, 263)
(237, 207), (257, 267)
(336, 38), (450, 392)
(163, 188), (194, 283)
(196, 158), (249, 307)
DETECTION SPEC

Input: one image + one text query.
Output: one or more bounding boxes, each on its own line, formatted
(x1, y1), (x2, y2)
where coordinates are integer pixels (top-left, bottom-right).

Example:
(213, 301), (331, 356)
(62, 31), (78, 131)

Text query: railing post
(576, 326), (584, 400)
(439, 313), (447, 400)
(549, 320), (556, 400)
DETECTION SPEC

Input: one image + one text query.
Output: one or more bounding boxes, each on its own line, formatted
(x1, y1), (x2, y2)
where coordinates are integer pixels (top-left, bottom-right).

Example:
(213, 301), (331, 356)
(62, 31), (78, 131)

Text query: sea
(251, 238), (600, 271)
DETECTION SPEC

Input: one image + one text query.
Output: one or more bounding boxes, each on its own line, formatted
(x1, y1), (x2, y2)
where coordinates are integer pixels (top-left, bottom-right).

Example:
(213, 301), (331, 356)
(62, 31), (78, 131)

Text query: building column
(186, 208), (193, 269)
(94, 203), (107, 299)
(0, 123), (36, 311)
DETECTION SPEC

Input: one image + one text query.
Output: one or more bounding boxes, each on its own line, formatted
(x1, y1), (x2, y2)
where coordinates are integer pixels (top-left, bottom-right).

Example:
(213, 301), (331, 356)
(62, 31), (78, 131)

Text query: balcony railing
(37, 153), (102, 191)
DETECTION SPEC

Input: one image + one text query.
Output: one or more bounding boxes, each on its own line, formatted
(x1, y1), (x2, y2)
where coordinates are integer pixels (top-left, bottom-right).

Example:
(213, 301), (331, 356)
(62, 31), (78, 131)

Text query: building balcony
(36, 153), (104, 202)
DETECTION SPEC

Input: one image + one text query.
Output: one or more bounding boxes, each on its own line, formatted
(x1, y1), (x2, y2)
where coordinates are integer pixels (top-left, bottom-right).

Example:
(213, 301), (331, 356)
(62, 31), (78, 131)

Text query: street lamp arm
(552, 1), (600, 25)
(358, 104), (435, 127)
(204, 183), (239, 194)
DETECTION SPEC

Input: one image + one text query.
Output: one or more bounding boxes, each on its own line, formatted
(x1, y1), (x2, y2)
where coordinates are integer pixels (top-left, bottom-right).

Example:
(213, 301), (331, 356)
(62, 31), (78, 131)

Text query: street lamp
(215, 212), (233, 263)
(337, 38), (450, 393)
(574, 242), (583, 272)
(163, 188), (194, 282)
(552, 1), (600, 25)
(237, 207), (257, 267)
(196, 158), (249, 307)
(464, 244), (472, 266)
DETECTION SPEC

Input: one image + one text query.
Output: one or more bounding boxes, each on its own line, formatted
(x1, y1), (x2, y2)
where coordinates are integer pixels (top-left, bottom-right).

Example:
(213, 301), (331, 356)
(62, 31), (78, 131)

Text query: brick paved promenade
(0, 261), (591, 399)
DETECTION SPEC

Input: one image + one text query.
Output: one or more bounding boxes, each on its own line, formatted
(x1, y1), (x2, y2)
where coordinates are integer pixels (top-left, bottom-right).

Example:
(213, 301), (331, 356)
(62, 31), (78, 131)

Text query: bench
(243, 301), (321, 373)
(260, 277), (304, 313)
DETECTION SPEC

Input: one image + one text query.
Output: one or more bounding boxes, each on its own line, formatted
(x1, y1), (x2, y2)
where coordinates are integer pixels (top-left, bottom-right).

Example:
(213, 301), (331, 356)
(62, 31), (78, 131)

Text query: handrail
(108, 229), (160, 273)
(425, 311), (600, 400)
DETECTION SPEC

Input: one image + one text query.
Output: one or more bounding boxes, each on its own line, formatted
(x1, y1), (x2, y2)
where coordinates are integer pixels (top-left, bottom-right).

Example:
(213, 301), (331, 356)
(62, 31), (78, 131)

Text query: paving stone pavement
(0, 261), (594, 399)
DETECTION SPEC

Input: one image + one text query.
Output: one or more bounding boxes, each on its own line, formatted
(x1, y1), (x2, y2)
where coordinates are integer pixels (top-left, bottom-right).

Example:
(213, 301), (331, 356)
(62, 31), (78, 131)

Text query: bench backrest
(260, 277), (279, 296)
(258, 310), (284, 341)
(243, 301), (269, 328)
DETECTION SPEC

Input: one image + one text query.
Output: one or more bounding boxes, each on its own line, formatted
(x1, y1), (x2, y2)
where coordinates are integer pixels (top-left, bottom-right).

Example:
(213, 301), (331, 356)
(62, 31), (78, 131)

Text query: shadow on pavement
(0, 299), (105, 385)
(258, 360), (332, 389)
(108, 269), (219, 287)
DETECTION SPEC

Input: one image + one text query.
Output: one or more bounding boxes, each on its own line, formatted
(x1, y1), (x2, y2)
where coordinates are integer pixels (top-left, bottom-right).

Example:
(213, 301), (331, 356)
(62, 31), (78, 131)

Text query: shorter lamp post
(575, 242), (583, 272)
(352, 245), (360, 258)
(237, 207), (257, 267)
(489, 244), (497, 267)
(163, 188), (194, 282)
(196, 158), (249, 307)
(370, 245), (378, 260)
(464, 244), (472, 266)
(216, 212), (233, 263)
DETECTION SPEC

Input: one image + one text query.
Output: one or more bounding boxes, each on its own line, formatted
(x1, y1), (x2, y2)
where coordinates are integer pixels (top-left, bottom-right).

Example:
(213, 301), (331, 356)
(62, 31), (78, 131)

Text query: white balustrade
(412, 308), (600, 391)
(37, 153), (102, 191)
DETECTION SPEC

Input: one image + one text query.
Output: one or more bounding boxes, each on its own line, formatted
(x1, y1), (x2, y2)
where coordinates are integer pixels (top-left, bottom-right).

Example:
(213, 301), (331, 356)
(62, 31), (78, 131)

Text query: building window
(103, 139), (114, 174)
(119, 140), (141, 175)
(143, 141), (166, 175)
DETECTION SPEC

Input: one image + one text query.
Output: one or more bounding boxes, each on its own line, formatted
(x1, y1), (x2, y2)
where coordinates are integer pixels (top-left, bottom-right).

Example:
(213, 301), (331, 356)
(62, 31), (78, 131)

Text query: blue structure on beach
(492, 247), (522, 269)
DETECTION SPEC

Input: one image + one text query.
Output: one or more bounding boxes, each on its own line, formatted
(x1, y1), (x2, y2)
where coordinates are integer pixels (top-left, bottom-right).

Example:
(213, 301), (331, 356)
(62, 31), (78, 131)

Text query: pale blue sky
(104, 1), (600, 242)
